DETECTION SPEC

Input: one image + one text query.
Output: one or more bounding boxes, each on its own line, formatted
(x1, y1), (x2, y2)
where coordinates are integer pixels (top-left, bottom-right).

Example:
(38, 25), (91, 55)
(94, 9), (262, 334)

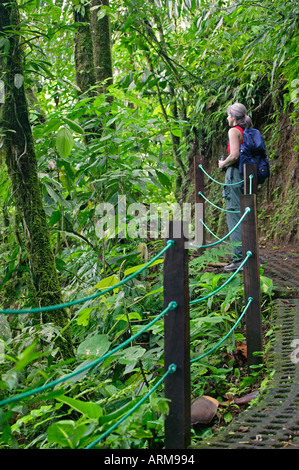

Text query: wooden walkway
(194, 248), (299, 449)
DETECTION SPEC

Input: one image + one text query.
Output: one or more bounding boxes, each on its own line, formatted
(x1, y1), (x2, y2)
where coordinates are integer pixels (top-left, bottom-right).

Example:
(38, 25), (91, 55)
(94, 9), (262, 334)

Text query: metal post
(240, 193), (263, 368)
(164, 219), (190, 449)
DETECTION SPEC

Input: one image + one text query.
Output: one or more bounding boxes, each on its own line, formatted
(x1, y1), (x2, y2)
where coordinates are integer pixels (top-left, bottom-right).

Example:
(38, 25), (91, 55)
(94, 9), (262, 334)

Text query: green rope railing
(199, 218), (228, 244)
(190, 207), (250, 249)
(0, 241), (175, 315)
(190, 296), (253, 364)
(0, 198), (260, 451)
(198, 191), (240, 214)
(249, 174), (253, 194)
(82, 291), (252, 448)
(0, 301), (177, 407)
(85, 363), (177, 449)
(198, 164), (244, 186)
(190, 251), (252, 305)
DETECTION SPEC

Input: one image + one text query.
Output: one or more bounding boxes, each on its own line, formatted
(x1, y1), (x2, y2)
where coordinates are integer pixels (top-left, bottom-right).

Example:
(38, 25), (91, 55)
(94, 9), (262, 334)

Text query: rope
(0, 302), (177, 407)
(198, 164), (244, 186)
(199, 218), (228, 244)
(249, 174), (253, 194)
(190, 297), (253, 364)
(198, 191), (240, 213)
(0, 241), (175, 315)
(190, 251), (252, 305)
(85, 364), (177, 449)
(190, 207), (250, 249)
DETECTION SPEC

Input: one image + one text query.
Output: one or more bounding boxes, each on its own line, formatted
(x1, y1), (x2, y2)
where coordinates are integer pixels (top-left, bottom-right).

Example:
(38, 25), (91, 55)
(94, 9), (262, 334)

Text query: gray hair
(227, 102), (253, 128)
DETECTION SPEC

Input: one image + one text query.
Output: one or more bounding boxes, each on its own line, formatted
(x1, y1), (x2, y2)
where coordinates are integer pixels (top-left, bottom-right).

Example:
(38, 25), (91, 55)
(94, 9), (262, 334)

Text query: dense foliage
(0, 0), (297, 449)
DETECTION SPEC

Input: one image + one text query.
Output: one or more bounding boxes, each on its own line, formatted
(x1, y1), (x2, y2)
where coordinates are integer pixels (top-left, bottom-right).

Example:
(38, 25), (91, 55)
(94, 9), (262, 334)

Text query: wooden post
(244, 163), (258, 195)
(240, 194), (263, 368)
(164, 220), (190, 449)
(194, 155), (205, 248)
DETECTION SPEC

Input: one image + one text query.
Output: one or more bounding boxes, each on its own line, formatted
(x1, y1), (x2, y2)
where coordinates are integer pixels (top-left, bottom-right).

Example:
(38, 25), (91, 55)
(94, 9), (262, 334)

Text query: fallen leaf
(239, 426), (249, 432)
(234, 390), (259, 405)
(236, 340), (247, 358)
(220, 390), (259, 406)
(191, 396), (219, 425)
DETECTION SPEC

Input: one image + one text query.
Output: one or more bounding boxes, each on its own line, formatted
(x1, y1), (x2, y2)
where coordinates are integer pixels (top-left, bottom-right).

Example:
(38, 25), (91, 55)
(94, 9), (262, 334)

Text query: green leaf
(63, 117), (84, 134)
(156, 170), (172, 190)
(118, 346), (146, 365)
(47, 420), (87, 448)
(77, 307), (94, 326)
(124, 259), (163, 276)
(99, 399), (139, 425)
(115, 312), (142, 322)
(93, 274), (120, 291)
(14, 342), (40, 372)
(56, 396), (102, 419)
(77, 334), (111, 359)
(43, 183), (72, 210)
(260, 275), (273, 294)
(56, 127), (73, 158)
(170, 127), (182, 137)
(43, 118), (62, 134)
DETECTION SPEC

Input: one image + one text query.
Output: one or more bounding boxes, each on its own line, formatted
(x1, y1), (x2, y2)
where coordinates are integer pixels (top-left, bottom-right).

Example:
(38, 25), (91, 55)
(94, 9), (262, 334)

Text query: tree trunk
(0, 0), (74, 360)
(73, 1), (100, 141)
(73, 1), (97, 97)
(90, 0), (113, 94)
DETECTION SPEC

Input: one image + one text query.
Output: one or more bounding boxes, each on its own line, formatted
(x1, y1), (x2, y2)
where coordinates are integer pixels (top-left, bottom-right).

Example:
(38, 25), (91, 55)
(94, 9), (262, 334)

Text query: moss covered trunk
(0, 0), (74, 360)
(73, 2), (97, 97)
(91, 0), (113, 94)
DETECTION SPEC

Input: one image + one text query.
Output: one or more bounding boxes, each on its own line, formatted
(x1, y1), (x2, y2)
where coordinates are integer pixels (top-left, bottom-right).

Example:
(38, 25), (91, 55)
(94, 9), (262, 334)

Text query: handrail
(0, 241), (175, 315)
(0, 302), (177, 407)
(198, 191), (240, 213)
(199, 218), (228, 244)
(198, 164), (244, 186)
(190, 297), (253, 364)
(189, 207), (250, 249)
(190, 251), (252, 305)
(85, 364), (177, 449)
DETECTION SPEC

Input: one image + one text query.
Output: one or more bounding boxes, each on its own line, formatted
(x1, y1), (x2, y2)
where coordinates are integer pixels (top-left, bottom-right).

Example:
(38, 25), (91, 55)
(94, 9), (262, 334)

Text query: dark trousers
(223, 167), (243, 263)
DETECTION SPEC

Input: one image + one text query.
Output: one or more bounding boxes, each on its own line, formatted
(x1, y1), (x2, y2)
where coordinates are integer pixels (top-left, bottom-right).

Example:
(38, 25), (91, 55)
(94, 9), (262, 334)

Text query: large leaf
(77, 334), (111, 359)
(47, 420), (87, 448)
(63, 117), (84, 134)
(56, 127), (73, 158)
(156, 170), (172, 190)
(123, 259), (163, 276)
(56, 396), (102, 419)
(118, 346), (146, 365)
(42, 118), (62, 134)
(93, 274), (120, 292)
(260, 275), (273, 294)
(76, 307), (94, 326)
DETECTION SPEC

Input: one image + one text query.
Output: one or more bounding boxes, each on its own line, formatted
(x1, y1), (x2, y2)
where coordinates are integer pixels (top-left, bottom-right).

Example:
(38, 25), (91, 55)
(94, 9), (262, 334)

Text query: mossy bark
(73, 2), (97, 97)
(73, 2), (99, 140)
(0, 0), (74, 360)
(90, 0), (113, 94)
